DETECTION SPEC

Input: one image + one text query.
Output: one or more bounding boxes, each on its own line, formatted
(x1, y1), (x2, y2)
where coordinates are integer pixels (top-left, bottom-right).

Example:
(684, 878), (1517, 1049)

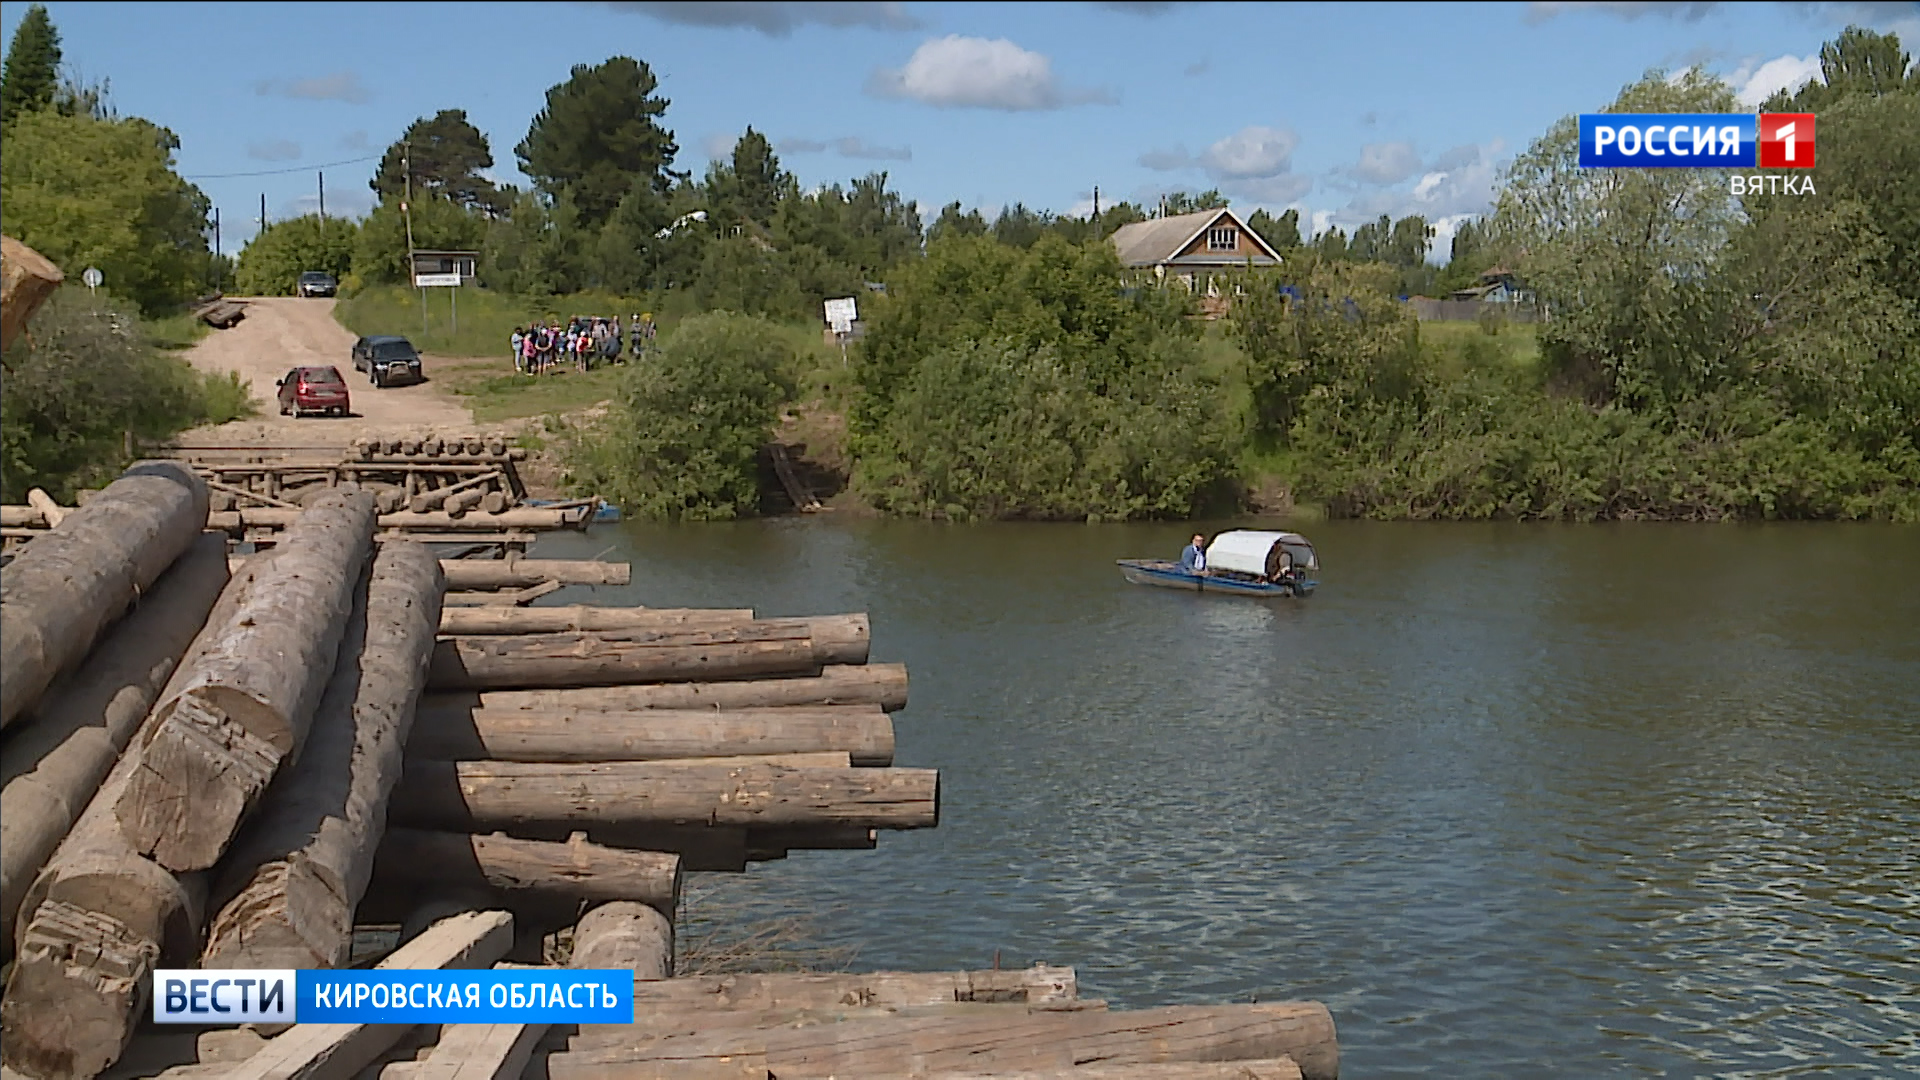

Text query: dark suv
(297, 271), (337, 297)
(351, 335), (423, 388)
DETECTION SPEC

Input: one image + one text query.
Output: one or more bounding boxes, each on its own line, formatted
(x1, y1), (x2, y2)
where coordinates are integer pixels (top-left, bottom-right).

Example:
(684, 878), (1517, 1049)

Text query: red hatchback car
(276, 365), (351, 417)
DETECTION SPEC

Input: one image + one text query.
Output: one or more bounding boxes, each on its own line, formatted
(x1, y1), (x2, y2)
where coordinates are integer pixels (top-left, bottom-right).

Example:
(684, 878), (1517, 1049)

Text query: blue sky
(5, 1), (1916, 258)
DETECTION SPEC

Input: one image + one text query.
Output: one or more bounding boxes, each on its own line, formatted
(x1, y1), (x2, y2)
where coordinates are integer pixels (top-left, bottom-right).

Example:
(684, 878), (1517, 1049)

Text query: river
(533, 519), (1920, 1077)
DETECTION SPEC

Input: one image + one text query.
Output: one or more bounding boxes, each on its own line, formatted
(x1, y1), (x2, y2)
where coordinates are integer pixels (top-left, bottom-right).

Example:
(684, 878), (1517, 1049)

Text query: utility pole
(318, 170), (326, 226)
(404, 140), (424, 335)
(1092, 184), (1101, 238)
(260, 193), (268, 231)
(213, 207), (222, 291)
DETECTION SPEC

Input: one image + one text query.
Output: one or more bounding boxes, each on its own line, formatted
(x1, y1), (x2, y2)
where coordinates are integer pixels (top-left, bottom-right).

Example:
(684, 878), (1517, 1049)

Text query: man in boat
(1180, 534), (1207, 574)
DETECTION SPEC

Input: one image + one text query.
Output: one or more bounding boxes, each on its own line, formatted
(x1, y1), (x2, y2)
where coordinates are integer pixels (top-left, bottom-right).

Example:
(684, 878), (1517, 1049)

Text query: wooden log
(486, 437), (507, 456)
(609, 965), (1081, 1018)
(443, 580), (563, 608)
(437, 558), (630, 591)
(362, 831), (680, 922)
(419, 664), (909, 717)
(405, 705), (894, 766)
(23, 488), (66, 527)
(410, 471), (499, 514)
(443, 489), (484, 519)
(438, 606), (753, 635)
(1, 234), (64, 354)
(0, 555), (272, 1079)
(569, 900), (672, 980)
(401, 437), (422, 455)
(831, 1062), (1305, 1080)
(386, 762), (939, 833)
(426, 617), (870, 691)
(117, 490), (377, 873)
(0, 533), (229, 957)
(566, 999), (1109, 1049)
(199, 541), (445, 970)
(479, 491), (508, 514)
(1, 461), (210, 730)
(0, 505), (48, 527)
(216, 910), (513, 1080)
(551, 1002), (1336, 1080)
(207, 508), (580, 533)
(423, 436), (444, 456)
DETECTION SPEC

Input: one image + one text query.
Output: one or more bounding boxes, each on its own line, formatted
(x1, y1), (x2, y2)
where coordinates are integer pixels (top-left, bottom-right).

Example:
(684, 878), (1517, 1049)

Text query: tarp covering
(1205, 530), (1316, 576)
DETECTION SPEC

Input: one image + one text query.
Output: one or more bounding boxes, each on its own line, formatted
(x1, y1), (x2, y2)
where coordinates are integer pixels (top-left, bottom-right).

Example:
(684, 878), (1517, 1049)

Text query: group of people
(510, 314), (656, 375)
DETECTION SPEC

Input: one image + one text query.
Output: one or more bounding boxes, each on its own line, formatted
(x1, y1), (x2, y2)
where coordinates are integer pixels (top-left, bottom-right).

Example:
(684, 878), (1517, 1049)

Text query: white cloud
(254, 72), (370, 104)
(1728, 53), (1823, 106)
(1524, 2), (1720, 22)
(778, 135), (913, 161)
(1350, 141), (1422, 185)
(1309, 209), (1337, 238)
(868, 35), (1113, 110)
(703, 132), (737, 159)
(1138, 125), (1310, 205)
(598, 2), (919, 35)
(1199, 125), (1300, 179)
(247, 140), (302, 162)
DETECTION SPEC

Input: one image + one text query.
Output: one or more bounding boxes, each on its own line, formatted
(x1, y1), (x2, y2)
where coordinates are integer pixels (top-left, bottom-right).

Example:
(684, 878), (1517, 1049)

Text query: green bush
(235, 215), (356, 296)
(856, 336), (1236, 521)
(1, 287), (258, 500)
(563, 311), (795, 521)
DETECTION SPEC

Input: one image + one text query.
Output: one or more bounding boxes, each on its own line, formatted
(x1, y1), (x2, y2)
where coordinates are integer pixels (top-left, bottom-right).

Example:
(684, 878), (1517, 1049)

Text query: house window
(1207, 227), (1237, 251)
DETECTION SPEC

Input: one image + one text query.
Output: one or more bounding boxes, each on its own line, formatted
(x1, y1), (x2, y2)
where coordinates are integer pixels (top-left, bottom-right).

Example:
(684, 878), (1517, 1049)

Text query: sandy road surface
(177, 297), (479, 445)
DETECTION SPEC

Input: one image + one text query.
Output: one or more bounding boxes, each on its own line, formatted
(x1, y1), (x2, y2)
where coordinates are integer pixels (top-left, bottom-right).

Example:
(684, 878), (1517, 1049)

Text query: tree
(1247, 208), (1301, 250)
(516, 56), (680, 227)
(928, 201), (988, 242)
(1312, 227), (1349, 262)
(372, 110), (505, 215)
(351, 195), (486, 284)
(483, 188), (590, 296)
(566, 312), (796, 522)
(1766, 25), (1917, 112)
(705, 127), (792, 232)
(991, 203), (1049, 248)
(1159, 189), (1228, 216)
(235, 215), (357, 295)
(0, 110), (212, 313)
(0, 3), (60, 126)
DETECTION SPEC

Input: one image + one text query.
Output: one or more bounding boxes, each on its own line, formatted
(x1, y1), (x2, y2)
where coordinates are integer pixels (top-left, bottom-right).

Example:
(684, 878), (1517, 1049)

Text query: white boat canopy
(1204, 530), (1318, 576)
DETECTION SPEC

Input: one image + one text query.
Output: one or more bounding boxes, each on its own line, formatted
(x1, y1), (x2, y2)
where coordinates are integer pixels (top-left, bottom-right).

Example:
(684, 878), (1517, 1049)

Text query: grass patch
(335, 284), (664, 359)
(429, 358), (628, 423)
(1418, 319), (1541, 377)
(145, 311), (211, 351)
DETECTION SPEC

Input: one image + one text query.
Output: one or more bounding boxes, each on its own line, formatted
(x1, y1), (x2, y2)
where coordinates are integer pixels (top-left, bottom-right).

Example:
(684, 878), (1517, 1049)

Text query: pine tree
(0, 4), (63, 126)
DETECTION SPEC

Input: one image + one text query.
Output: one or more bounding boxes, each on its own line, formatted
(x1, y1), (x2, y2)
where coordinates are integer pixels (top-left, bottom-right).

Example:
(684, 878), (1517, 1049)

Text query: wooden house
(1108, 208), (1284, 293)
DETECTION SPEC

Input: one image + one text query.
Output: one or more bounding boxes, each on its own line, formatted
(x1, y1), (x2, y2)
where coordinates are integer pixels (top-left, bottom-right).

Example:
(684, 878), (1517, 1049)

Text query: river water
(534, 520), (1920, 1077)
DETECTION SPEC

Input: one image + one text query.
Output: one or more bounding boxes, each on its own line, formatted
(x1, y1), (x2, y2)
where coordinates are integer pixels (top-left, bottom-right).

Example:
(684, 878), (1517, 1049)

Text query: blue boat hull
(1117, 559), (1315, 598)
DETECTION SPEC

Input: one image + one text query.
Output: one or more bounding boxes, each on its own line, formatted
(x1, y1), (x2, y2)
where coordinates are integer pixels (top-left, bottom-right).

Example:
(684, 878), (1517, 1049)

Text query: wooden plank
(382, 1022), (544, 1080)
(218, 910), (514, 1080)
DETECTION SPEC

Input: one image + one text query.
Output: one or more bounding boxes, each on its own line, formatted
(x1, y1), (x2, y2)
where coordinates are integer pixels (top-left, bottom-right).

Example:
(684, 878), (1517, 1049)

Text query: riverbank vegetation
(0, 5), (255, 499)
(271, 25), (1919, 523)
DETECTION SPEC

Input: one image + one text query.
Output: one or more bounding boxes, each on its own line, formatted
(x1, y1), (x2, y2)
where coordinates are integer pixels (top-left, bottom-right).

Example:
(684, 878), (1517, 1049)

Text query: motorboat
(1117, 529), (1318, 597)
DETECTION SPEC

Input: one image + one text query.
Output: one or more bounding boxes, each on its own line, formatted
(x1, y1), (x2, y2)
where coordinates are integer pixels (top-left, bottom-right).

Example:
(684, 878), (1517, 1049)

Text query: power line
(183, 153), (379, 180)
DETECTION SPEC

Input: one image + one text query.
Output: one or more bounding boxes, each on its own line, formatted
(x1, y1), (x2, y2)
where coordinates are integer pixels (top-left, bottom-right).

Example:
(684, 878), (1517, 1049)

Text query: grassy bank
(335, 285), (849, 425)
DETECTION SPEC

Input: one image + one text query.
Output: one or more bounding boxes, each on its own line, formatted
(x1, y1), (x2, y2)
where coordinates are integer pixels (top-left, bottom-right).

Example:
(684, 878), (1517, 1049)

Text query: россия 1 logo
(1579, 113), (1816, 196)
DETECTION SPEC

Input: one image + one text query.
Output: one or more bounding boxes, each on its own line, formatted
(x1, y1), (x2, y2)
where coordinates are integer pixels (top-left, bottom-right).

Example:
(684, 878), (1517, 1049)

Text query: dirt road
(177, 297), (478, 445)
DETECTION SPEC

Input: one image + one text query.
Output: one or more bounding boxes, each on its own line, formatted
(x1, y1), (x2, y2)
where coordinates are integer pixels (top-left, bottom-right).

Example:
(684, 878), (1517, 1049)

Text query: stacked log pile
(0, 459), (1340, 1080)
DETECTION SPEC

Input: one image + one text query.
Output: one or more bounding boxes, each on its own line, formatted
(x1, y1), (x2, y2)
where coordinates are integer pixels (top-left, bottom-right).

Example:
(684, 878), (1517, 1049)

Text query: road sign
(824, 297), (857, 333)
(82, 267), (103, 291)
(413, 273), (462, 288)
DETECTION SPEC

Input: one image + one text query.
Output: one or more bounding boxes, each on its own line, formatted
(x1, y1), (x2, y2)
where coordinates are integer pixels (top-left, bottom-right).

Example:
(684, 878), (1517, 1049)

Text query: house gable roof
(1109, 208), (1284, 267)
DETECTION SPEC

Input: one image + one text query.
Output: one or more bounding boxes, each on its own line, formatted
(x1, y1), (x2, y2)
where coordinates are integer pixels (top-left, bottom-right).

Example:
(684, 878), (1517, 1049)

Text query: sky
(4, 0), (1916, 260)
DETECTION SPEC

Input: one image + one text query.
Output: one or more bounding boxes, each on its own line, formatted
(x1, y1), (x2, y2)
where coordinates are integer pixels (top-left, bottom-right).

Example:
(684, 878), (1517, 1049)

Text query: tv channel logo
(1579, 114), (1815, 169)
(153, 969), (635, 1025)
(154, 970), (295, 1025)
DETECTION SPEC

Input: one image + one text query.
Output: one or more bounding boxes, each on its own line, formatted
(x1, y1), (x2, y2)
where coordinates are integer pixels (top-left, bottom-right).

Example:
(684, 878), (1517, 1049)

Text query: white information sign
(824, 297), (858, 333)
(82, 267), (103, 289)
(413, 273), (463, 288)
